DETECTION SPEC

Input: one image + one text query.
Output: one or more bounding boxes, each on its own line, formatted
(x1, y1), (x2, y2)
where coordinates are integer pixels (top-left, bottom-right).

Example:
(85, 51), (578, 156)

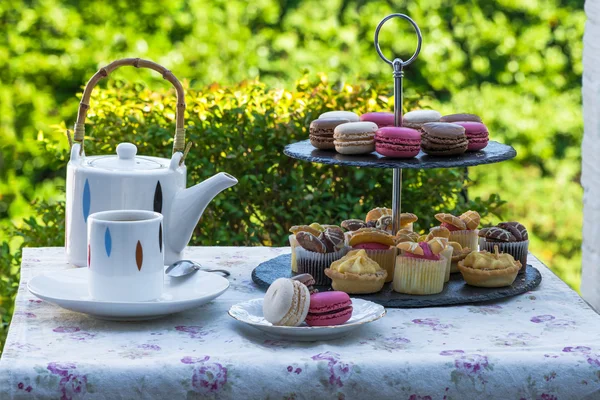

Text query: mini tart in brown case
(458, 247), (522, 287)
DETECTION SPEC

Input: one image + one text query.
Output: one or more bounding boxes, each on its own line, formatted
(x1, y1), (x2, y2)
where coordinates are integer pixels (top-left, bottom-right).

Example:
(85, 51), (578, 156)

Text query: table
(1, 247), (599, 399)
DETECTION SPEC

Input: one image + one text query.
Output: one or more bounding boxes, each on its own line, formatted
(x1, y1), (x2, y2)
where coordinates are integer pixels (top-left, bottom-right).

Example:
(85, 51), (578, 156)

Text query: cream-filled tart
(325, 249), (387, 294)
(458, 246), (522, 287)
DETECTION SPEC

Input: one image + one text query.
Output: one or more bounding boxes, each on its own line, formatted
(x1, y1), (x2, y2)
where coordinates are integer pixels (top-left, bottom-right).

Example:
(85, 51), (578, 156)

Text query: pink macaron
(360, 112), (395, 128)
(375, 127), (421, 158)
(305, 291), (353, 327)
(453, 121), (489, 151)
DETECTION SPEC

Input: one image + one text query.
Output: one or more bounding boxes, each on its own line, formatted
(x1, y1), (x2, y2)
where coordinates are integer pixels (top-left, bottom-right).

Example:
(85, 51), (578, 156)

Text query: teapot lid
(86, 143), (167, 171)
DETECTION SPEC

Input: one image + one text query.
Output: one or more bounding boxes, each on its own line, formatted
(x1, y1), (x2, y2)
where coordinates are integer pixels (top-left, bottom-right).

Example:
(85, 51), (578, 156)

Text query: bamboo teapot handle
(71, 58), (190, 158)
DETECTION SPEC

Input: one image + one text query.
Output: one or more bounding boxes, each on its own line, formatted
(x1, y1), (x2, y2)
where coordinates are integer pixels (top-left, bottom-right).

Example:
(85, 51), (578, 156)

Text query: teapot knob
(116, 143), (137, 160)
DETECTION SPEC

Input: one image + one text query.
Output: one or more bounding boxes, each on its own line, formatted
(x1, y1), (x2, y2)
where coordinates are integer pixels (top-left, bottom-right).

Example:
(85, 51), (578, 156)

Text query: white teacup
(87, 210), (164, 301)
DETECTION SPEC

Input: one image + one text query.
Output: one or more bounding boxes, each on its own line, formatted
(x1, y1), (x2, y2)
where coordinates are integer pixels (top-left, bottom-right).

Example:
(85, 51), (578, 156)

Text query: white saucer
(229, 298), (386, 341)
(28, 268), (230, 321)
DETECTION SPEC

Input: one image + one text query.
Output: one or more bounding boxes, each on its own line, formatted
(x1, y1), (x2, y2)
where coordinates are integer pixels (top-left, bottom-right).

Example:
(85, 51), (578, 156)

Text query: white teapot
(65, 58), (237, 267)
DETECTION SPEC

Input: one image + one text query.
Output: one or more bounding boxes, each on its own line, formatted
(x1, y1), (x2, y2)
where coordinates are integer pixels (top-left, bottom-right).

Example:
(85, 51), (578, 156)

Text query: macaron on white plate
(228, 298), (386, 341)
(28, 267), (229, 321)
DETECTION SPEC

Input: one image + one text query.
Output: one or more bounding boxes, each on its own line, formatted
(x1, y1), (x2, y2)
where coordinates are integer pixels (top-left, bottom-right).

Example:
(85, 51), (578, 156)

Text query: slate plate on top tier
(251, 254), (542, 308)
(284, 140), (516, 169)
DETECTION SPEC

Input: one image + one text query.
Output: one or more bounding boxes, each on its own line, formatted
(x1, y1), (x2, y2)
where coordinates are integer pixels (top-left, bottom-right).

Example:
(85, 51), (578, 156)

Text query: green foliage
(0, 0), (585, 225)
(1, 201), (65, 350)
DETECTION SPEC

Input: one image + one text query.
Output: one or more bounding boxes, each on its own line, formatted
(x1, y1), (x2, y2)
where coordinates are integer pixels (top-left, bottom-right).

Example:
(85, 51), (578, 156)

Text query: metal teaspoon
(165, 259), (231, 277)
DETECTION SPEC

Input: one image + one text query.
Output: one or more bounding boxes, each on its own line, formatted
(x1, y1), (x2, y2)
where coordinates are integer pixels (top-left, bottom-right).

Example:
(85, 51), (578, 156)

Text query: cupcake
(348, 228), (397, 283)
(435, 211), (480, 251)
(325, 249), (387, 294)
(425, 226), (452, 282)
(449, 241), (472, 273)
(458, 246), (522, 287)
(365, 207), (418, 232)
(395, 228), (420, 245)
(393, 238), (449, 295)
(295, 228), (348, 285)
(289, 224), (323, 273)
(479, 222), (529, 274)
(291, 273), (318, 294)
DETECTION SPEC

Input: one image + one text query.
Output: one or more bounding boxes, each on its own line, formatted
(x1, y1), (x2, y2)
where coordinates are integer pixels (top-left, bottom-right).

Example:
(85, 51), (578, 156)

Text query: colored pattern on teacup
(104, 227), (112, 257)
(136, 241), (143, 271)
(82, 179), (91, 223)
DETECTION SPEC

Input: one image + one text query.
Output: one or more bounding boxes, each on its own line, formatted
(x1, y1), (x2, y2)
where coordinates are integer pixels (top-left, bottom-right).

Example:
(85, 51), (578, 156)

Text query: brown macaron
(421, 122), (468, 156)
(309, 118), (349, 150)
(440, 113), (482, 123)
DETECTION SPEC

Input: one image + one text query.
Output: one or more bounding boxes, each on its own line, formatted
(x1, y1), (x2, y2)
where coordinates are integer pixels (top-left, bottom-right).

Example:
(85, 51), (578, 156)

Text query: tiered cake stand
(252, 14), (542, 308)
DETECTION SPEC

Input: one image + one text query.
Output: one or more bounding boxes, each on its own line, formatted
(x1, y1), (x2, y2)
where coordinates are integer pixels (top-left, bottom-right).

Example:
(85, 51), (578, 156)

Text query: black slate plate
(284, 140), (516, 169)
(251, 254), (542, 308)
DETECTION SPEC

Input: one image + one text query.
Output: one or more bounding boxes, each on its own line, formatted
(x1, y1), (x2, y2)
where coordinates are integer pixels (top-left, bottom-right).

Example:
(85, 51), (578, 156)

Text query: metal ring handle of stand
(374, 14), (422, 233)
(70, 58), (191, 161)
(374, 14), (422, 68)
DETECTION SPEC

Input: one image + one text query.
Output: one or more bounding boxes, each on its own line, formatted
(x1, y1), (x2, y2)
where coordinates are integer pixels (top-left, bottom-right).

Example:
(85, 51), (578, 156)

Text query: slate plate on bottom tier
(251, 254), (542, 308)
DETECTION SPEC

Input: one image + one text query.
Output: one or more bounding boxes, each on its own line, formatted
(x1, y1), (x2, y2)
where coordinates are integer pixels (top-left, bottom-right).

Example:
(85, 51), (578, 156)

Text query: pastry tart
(325, 250), (387, 294)
(458, 246), (522, 287)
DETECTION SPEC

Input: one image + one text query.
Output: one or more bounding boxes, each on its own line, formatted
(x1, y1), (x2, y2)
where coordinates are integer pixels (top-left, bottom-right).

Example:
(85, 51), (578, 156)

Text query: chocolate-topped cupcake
(479, 222), (529, 274)
(291, 273), (318, 294)
(295, 229), (348, 285)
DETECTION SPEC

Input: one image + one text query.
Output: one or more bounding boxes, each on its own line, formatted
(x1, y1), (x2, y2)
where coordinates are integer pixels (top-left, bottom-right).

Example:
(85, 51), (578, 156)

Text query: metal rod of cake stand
(374, 13), (422, 233)
(392, 58), (404, 234)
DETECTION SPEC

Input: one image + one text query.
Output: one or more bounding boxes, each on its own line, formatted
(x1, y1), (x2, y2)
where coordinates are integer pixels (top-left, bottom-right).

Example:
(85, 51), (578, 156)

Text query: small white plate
(28, 267), (229, 321)
(229, 298), (386, 341)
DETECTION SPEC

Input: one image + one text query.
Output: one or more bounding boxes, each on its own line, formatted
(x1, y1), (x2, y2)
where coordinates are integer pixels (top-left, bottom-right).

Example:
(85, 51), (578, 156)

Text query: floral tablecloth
(1, 247), (599, 400)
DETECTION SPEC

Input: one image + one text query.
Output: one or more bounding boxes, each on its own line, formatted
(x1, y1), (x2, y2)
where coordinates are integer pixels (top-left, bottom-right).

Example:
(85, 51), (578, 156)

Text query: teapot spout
(166, 172), (237, 261)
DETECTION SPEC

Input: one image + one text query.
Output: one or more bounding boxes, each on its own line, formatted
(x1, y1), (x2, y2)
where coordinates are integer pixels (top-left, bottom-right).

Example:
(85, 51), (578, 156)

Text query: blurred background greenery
(0, 0), (584, 348)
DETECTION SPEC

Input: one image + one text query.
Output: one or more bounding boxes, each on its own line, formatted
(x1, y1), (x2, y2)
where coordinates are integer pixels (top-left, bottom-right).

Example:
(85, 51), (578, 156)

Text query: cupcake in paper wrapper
(480, 239), (528, 274)
(478, 222), (530, 274)
(440, 245), (453, 282)
(449, 230), (479, 251)
(450, 260), (460, 274)
(393, 255), (446, 295)
(296, 246), (349, 286)
(289, 234), (299, 273)
(362, 247), (397, 283)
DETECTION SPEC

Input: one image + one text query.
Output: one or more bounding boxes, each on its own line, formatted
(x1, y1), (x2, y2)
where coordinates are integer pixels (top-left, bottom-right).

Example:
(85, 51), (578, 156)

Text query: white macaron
(263, 278), (311, 326)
